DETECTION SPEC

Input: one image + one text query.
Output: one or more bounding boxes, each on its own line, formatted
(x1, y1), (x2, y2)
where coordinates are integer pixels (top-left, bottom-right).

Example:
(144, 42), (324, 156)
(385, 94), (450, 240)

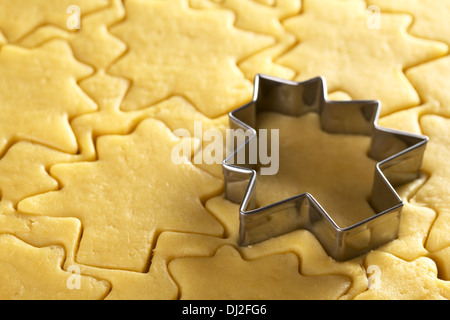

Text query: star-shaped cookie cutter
(222, 74), (428, 261)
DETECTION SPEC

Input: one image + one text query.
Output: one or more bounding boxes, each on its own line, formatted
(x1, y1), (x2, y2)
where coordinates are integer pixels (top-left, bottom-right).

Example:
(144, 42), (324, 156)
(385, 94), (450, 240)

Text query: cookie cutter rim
(222, 74), (428, 261)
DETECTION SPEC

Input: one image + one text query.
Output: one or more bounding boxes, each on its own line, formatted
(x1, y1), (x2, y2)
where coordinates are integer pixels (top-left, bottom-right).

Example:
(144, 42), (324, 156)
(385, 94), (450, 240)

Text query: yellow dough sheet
(0, 0), (449, 300)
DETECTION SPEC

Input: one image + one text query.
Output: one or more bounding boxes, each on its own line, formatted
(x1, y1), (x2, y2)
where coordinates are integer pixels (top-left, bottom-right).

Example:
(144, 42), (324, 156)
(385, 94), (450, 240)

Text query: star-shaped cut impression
(0, 235), (110, 299)
(0, 0), (109, 43)
(169, 245), (351, 299)
(0, 40), (96, 156)
(223, 74), (428, 260)
(18, 118), (224, 272)
(276, 0), (448, 116)
(107, 0), (274, 118)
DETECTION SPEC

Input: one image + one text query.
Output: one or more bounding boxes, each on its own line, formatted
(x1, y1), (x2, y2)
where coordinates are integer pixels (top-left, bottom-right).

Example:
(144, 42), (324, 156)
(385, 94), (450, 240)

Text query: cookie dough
(0, 0), (448, 300)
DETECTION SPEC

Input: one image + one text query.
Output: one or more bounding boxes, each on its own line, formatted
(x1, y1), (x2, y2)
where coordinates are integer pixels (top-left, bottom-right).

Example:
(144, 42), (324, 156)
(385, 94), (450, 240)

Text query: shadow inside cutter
(222, 74), (428, 261)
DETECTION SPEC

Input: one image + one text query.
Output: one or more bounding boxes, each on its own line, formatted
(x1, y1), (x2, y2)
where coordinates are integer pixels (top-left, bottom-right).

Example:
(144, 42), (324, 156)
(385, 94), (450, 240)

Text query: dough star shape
(368, 0), (450, 45)
(276, 0), (448, 116)
(406, 56), (450, 117)
(0, 0), (108, 43)
(169, 245), (351, 300)
(0, 234), (110, 300)
(355, 251), (450, 299)
(0, 40), (96, 156)
(17, 0), (127, 71)
(107, 0), (274, 118)
(18, 118), (224, 273)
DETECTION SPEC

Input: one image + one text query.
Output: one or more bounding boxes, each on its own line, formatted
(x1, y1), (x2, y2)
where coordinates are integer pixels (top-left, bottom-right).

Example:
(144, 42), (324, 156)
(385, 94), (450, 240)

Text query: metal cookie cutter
(222, 74), (428, 261)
